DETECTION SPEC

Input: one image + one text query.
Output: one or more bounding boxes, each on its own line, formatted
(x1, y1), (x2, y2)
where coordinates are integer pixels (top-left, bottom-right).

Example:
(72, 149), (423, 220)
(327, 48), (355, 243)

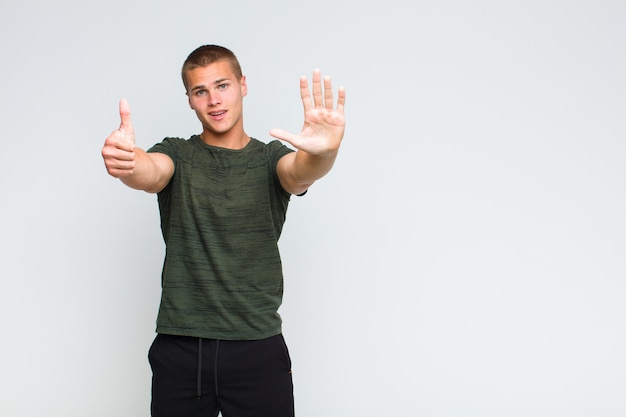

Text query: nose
(207, 91), (222, 107)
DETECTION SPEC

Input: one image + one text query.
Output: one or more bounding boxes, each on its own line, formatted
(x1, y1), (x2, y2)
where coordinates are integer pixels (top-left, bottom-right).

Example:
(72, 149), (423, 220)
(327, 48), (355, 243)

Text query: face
(185, 60), (248, 138)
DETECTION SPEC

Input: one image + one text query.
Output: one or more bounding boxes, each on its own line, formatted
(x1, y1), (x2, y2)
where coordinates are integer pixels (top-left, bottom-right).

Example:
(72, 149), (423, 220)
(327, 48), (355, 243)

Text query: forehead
(186, 60), (239, 88)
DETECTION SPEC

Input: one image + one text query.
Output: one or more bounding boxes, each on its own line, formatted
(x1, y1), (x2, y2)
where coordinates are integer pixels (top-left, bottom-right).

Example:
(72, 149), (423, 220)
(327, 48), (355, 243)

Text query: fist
(102, 99), (136, 177)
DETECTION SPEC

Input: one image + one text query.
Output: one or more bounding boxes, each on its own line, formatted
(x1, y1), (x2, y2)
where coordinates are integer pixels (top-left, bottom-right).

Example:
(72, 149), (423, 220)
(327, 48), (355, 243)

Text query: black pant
(148, 333), (295, 417)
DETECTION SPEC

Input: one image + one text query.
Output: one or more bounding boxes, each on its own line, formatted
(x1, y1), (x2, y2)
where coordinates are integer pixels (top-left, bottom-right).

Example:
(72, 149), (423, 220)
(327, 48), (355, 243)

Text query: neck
(200, 129), (250, 150)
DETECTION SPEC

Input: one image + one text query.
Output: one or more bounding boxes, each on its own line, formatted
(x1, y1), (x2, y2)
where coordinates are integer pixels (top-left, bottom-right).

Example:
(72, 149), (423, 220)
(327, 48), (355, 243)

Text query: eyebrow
(190, 78), (231, 92)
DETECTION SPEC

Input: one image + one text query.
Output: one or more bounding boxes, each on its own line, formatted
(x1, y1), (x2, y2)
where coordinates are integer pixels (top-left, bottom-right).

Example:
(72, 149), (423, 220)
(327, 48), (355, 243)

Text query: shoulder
(147, 136), (202, 165)
(253, 138), (294, 160)
(148, 136), (197, 152)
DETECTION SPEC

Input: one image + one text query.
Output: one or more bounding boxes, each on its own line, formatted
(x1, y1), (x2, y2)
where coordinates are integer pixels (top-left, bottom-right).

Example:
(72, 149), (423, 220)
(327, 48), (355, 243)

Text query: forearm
(120, 148), (167, 193)
(271, 68), (346, 194)
(294, 148), (338, 182)
(280, 149), (338, 195)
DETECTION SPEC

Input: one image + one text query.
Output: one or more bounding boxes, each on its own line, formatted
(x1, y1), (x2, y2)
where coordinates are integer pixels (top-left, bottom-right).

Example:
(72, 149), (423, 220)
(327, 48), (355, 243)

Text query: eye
(218, 83), (228, 90)
(195, 89), (207, 96)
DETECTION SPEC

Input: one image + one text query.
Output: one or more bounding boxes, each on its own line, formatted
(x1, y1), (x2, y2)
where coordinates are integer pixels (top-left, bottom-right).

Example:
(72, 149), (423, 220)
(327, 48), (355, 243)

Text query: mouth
(209, 110), (227, 118)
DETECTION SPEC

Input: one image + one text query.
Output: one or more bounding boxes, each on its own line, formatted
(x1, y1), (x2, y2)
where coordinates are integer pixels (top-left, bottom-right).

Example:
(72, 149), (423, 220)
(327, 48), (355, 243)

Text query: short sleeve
(147, 137), (184, 168)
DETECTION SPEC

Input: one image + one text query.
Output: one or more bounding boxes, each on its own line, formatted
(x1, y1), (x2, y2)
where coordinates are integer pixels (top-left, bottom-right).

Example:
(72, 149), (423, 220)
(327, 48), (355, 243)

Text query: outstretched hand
(102, 98), (136, 177)
(270, 69), (346, 156)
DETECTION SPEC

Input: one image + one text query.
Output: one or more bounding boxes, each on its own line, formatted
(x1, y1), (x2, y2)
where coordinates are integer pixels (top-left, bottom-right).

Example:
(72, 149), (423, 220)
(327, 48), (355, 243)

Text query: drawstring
(197, 338), (220, 399)
(197, 338), (203, 399)
(214, 340), (220, 398)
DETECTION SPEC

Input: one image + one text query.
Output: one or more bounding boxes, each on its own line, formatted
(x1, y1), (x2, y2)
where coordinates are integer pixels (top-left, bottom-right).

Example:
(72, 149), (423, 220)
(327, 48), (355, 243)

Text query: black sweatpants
(148, 333), (295, 417)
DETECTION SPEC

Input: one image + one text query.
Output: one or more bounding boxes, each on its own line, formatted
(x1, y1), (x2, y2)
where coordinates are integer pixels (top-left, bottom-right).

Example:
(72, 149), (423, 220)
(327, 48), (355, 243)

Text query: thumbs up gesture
(102, 99), (136, 177)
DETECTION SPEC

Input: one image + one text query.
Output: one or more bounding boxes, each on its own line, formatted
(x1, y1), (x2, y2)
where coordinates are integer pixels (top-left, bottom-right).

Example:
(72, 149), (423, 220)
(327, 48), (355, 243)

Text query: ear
(240, 75), (248, 97)
(186, 91), (194, 109)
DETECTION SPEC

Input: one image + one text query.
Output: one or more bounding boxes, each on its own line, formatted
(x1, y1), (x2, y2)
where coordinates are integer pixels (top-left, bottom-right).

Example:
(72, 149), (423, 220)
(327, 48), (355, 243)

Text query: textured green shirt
(147, 136), (294, 340)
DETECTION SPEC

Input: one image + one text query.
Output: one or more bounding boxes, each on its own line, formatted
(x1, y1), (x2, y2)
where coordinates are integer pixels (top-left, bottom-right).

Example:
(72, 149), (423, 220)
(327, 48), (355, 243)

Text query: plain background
(1, 1), (624, 416)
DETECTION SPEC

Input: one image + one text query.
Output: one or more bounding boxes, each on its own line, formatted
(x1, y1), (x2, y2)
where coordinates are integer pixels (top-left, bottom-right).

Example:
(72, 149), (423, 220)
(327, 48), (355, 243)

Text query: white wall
(1, 1), (625, 416)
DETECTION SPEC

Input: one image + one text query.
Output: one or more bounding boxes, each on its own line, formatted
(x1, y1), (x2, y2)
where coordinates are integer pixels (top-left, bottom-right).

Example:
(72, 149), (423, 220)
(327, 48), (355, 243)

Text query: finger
(269, 128), (307, 151)
(103, 133), (136, 156)
(107, 157), (136, 170)
(119, 98), (135, 138)
(311, 68), (323, 108)
(300, 75), (312, 112)
(336, 86), (346, 115)
(105, 162), (136, 178)
(104, 129), (134, 152)
(269, 128), (297, 144)
(323, 75), (333, 109)
(102, 144), (136, 177)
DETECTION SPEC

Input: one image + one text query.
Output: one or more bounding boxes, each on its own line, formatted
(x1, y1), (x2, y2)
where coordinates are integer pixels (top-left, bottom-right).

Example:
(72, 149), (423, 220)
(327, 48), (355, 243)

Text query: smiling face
(185, 60), (248, 147)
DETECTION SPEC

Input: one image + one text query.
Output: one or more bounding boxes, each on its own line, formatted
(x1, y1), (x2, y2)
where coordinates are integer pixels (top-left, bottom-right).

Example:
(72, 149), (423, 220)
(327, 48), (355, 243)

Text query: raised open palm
(270, 69), (346, 155)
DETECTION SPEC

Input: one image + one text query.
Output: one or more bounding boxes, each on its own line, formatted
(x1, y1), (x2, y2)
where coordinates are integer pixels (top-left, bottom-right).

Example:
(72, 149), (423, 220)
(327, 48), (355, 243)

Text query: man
(101, 44), (345, 417)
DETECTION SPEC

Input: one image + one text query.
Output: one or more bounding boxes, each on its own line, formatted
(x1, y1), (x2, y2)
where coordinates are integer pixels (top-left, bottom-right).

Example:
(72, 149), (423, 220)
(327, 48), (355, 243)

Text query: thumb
(119, 98), (135, 142)
(269, 128), (298, 146)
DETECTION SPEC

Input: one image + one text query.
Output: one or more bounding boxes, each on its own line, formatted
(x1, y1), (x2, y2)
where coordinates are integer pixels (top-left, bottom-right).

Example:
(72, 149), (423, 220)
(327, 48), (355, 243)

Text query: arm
(271, 69), (346, 195)
(101, 99), (174, 193)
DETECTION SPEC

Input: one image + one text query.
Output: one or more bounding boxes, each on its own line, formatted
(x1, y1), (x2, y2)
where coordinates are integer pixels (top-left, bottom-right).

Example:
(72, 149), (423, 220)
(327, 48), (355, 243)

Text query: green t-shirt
(147, 136), (294, 340)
